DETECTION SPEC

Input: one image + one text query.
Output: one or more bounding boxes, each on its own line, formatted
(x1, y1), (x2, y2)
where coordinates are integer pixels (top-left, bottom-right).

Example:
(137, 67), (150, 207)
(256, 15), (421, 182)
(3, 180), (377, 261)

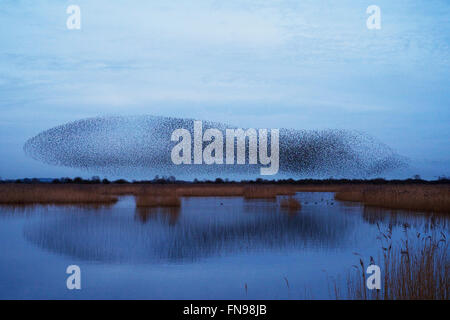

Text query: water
(0, 193), (447, 299)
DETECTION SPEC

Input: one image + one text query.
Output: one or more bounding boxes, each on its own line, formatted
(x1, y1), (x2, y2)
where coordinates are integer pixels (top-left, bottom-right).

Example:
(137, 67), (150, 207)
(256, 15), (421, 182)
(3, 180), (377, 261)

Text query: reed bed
(294, 185), (349, 192)
(134, 186), (181, 207)
(274, 186), (297, 196)
(176, 184), (244, 197)
(2, 183), (448, 212)
(0, 184), (118, 204)
(243, 186), (278, 199)
(176, 184), (297, 198)
(98, 184), (142, 195)
(340, 226), (448, 300)
(335, 185), (450, 213)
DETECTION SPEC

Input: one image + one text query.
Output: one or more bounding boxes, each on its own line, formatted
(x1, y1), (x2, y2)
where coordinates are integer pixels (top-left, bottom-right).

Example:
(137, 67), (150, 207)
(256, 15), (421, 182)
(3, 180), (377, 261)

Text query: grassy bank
(0, 183), (448, 212)
(0, 184), (118, 205)
(335, 185), (450, 213)
(135, 186), (181, 207)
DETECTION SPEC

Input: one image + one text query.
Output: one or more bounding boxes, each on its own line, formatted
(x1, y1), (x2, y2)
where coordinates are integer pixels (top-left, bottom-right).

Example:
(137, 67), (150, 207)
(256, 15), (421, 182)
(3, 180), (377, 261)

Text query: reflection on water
(135, 207), (181, 225)
(361, 206), (448, 232)
(0, 203), (116, 216)
(22, 195), (355, 263)
(0, 192), (448, 299)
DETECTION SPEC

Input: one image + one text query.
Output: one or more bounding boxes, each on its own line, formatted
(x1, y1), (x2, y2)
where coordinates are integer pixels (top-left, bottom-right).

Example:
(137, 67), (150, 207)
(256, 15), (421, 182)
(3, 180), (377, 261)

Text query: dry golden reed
(134, 185), (181, 207)
(335, 185), (450, 213)
(243, 186), (278, 199)
(176, 184), (244, 197)
(341, 227), (448, 300)
(2, 183), (448, 213)
(0, 184), (118, 204)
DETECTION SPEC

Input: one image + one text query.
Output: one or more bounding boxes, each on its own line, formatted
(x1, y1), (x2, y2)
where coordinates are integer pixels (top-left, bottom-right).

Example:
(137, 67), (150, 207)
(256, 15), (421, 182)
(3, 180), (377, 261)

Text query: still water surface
(0, 192), (447, 299)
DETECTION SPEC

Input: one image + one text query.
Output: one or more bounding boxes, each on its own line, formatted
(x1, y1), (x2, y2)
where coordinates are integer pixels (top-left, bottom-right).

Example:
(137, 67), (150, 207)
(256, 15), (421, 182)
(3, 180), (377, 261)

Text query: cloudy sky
(0, 0), (449, 179)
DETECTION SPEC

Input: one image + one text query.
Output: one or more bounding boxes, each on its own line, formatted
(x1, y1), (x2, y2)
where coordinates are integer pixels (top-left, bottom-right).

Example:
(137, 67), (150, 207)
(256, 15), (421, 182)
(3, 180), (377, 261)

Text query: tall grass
(341, 225), (448, 300)
(177, 185), (244, 197)
(134, 186), (181, 207)
(0, 184), (118, 204)
(243, 186), (278, 199)
(335, 185), (450, 213)
(2, 183), (448, 213)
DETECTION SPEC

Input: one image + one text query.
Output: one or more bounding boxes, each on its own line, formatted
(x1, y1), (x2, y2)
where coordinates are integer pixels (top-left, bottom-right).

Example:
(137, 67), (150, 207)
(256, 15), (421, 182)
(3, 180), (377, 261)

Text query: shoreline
(0, 182), (449, 213)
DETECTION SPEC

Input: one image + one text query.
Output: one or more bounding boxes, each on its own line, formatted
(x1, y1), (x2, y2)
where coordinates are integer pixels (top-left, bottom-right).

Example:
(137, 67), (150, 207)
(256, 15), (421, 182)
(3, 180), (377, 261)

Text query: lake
(0, 192), (447, 299)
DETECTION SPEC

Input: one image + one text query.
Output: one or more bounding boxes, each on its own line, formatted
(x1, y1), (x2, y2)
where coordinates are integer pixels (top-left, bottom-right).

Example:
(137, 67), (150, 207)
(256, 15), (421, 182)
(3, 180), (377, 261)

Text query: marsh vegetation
(0, 182), (448, 213)
(333, 225), (448, 300)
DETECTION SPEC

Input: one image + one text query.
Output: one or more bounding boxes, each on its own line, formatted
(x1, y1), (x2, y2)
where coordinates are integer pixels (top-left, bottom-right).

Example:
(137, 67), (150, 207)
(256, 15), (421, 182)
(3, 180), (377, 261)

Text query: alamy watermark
(66, 5), (81, 30)
(170, 121), (279, 175)
(367, 5), (381, 30)
(366, 264), (381, 290)
(66, 265), (81, 290)
(65, 5), (379, 31)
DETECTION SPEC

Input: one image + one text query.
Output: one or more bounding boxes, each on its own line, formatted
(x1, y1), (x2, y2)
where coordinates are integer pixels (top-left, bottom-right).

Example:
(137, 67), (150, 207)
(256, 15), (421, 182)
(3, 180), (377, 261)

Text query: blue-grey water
(0, 193), (447, 299)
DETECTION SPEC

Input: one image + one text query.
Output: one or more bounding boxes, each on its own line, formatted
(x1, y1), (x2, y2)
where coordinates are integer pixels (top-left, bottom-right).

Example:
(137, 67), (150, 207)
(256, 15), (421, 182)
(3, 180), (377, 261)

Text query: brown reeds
(1, 183), (448, 213)
(98, 184), (142, 195)
(134, 186), (181, 207)
(343, 227), (448, 300)
(176, 184), (244, 197)
(0, 184), (118, 205)
(243, 186), (278, 199)
(335, 185), (450, 213)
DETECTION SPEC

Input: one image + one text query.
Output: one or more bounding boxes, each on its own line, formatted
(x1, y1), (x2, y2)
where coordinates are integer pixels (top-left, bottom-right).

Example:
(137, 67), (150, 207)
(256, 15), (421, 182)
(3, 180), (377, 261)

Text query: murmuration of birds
(23, 115), (407, 179)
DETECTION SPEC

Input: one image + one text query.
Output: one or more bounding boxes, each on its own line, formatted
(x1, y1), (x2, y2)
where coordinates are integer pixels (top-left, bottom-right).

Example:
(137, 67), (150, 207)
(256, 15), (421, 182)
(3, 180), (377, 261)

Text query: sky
(0, 0), (449, 180)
